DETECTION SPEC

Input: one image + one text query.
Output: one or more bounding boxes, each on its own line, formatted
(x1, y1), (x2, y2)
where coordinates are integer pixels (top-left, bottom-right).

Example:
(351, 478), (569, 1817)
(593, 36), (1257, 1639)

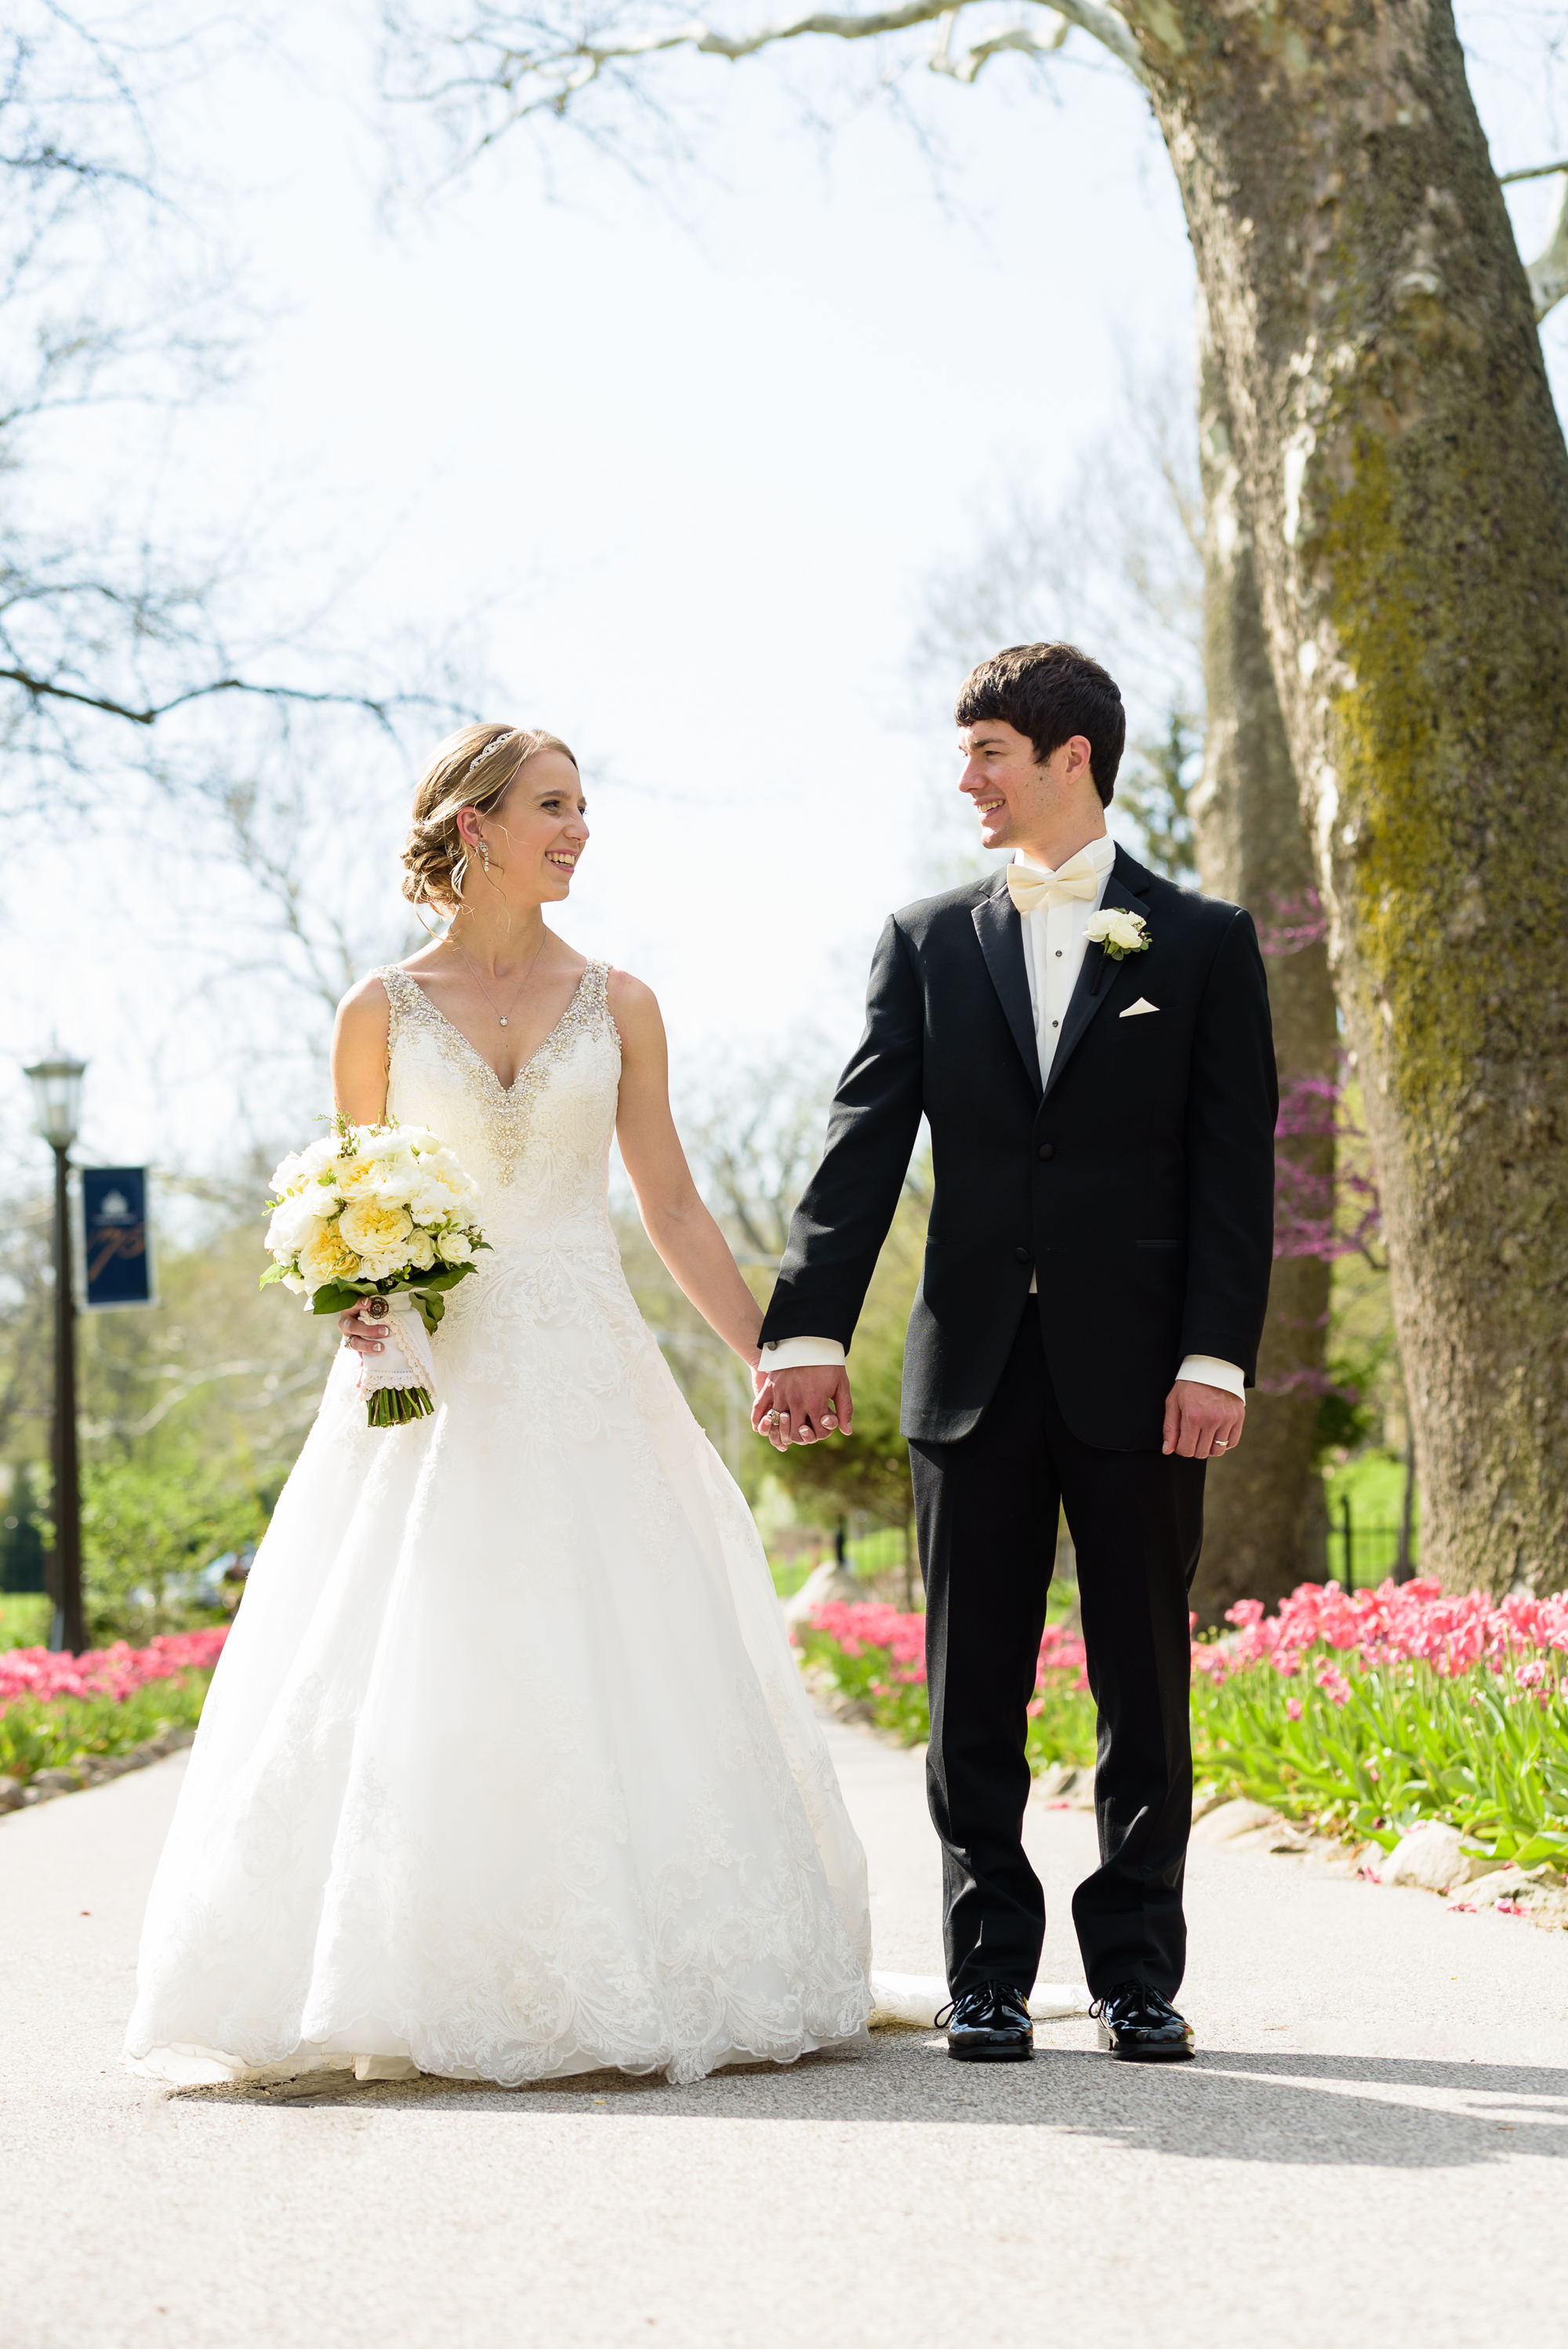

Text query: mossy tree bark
(1124, 0), (1568, 1595)
(1190, 310), (1336, 1625)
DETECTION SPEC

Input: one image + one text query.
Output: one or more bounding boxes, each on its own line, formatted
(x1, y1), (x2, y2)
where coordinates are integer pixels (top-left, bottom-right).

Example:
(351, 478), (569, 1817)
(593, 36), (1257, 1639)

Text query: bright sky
(5, 0), (1566, 1182)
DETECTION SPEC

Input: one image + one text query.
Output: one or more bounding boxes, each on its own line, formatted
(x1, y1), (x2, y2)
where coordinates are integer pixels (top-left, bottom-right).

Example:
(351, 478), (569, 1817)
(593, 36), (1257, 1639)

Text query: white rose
(408, 1177), (463, 1224)
(282, 1271), (309, 1294)
(369, 1154), (422, 1205)
(405, 1228), (437, 1272)
(1086, 908), (1148, 955)
(436, 1229), (474, 1265)
(267, 1193), (328, 1258)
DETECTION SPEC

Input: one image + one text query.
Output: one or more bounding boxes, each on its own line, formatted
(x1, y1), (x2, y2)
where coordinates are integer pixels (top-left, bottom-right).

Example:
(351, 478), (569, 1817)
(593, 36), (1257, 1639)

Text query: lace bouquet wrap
(261, 1120), (488, 1426)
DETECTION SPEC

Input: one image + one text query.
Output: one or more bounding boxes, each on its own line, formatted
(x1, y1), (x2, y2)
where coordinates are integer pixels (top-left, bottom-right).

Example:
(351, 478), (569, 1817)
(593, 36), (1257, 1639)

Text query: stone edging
(0, 1727), (197, 1815)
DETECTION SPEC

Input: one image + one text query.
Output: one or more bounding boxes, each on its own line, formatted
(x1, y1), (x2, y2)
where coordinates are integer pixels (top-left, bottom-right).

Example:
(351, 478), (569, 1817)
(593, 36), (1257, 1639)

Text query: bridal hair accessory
(1085, 907), (1152, 960)
(465, 728), (519, 779)
(261, 1118), (491, 1427)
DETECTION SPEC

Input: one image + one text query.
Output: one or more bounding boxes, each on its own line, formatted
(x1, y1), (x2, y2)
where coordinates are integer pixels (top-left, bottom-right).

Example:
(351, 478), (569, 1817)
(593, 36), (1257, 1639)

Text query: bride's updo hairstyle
(401, 724), (579, 915)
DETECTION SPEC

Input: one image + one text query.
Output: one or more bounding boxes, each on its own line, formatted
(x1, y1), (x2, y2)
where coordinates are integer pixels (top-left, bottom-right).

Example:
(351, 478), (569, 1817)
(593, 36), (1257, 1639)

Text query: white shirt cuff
(1178, 1354), (1246, 1399)
(759, 1336), (847, 1372)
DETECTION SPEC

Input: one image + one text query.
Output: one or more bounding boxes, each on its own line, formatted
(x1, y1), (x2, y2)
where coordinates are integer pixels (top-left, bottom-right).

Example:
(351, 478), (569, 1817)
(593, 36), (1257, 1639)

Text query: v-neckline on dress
(401, 965), (593, 1097)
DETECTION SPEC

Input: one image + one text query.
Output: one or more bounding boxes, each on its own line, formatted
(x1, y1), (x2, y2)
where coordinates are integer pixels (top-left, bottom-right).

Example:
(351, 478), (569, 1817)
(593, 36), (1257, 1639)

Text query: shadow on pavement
(175, 2035), (1568, 2167)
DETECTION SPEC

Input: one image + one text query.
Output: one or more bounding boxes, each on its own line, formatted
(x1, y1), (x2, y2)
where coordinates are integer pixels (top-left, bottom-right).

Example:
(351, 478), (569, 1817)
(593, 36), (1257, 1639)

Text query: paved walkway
(5, 1724), (1567, 2349)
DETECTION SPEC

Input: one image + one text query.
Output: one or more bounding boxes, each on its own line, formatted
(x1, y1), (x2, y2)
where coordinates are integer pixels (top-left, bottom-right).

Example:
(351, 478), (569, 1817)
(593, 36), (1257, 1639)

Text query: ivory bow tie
(1006, 862), (1101, 916)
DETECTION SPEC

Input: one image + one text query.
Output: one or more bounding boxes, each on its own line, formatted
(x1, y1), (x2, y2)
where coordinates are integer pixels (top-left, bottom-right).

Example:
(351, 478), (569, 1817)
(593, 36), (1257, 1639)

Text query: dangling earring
(481, 840), (491, 875)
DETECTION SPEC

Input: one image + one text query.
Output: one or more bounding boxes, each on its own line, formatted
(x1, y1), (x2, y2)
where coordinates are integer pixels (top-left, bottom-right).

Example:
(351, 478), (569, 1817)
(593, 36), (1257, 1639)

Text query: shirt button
(1054, 950), (1063, 958)
(1037, 1143), (1054, 1160)
(1051, 1018), (1059, 1028)
(1014, 1246), (1031, 1265)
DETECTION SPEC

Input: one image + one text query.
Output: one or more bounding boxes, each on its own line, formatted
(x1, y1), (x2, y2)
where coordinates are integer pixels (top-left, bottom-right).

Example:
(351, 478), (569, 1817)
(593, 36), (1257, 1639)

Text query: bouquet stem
(365, 1385), (434, 1428)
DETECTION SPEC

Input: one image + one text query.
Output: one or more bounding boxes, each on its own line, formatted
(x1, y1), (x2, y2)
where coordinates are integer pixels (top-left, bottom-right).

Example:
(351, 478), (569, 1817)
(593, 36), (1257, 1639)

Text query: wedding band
(768, 1410), (780, 1429)
(1213, 1440), (1228, 1452)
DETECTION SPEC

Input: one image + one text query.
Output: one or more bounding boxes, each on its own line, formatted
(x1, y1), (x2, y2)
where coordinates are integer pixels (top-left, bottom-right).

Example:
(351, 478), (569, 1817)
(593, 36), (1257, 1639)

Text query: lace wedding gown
(125, 962), (873, 2088)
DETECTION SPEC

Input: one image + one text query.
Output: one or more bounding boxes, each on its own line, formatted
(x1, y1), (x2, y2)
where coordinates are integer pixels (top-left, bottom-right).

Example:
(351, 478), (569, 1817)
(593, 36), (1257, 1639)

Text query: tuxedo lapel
(971, 877), (1042, 1095)
(1042, 849), (1152, 1106)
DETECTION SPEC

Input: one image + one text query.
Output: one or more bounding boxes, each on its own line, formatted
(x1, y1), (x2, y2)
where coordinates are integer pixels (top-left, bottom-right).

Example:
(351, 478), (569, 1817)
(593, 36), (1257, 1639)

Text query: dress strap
(376, 964), (427, 1053)
(582, 959), (620, 1049)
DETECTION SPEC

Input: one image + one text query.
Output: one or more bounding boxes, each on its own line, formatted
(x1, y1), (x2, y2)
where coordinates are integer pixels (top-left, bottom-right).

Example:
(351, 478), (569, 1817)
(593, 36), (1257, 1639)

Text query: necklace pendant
(499, 1016), (508, 1026)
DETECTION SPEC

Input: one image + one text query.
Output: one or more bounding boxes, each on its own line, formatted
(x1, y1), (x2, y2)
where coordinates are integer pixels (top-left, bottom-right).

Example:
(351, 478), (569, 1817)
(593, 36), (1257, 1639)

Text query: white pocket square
(1120, 998), (1159, 1018)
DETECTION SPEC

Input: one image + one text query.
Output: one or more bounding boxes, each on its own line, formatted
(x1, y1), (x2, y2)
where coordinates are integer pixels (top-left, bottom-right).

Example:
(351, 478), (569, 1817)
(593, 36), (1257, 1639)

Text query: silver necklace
(449, 928), (547, 1027)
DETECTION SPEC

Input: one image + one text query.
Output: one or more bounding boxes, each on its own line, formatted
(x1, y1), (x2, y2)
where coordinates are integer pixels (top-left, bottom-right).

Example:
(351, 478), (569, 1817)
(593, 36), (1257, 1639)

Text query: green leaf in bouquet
(389, 1265), (474, 1296)
(309, 1281), (375, 1316)
(259, 1265), (289, 1290)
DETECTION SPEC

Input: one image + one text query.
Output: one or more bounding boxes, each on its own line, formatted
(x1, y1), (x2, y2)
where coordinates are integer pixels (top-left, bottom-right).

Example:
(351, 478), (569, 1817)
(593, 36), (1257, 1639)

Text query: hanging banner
(82, 1167), (155, 1309)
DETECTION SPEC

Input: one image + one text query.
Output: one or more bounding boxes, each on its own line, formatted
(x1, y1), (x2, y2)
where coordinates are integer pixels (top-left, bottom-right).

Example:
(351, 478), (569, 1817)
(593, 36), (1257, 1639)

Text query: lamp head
(24, 1055), (87, 1150)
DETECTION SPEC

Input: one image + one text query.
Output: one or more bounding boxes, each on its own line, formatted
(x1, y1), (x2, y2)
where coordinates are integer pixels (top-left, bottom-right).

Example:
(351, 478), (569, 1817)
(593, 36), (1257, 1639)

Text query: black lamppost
(24, 1055), (87, 1654)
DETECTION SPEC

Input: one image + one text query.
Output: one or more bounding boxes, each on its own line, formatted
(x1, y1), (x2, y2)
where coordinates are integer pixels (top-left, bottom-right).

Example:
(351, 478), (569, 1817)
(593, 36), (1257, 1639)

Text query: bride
(125, 722), (873, 2088)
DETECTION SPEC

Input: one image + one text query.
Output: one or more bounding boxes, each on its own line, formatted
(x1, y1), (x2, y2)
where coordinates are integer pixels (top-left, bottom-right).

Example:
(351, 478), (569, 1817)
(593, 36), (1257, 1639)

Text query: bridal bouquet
(260, 1120), (488, 1426)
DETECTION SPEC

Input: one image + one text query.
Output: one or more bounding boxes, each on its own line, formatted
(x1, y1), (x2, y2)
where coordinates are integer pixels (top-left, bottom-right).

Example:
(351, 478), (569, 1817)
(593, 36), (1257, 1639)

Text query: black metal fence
(1330, 1496), (1416, 1593)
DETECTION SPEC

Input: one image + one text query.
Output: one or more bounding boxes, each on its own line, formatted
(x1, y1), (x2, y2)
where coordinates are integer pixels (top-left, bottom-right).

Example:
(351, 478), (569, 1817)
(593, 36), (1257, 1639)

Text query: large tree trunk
(1131, 0), (1568, 1595)
(1190, 307), (1337, 1624)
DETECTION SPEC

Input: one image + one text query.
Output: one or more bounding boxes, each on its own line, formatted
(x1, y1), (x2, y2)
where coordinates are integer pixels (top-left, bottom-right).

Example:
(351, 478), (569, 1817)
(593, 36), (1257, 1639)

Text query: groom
(753, 643), (1277, 2064)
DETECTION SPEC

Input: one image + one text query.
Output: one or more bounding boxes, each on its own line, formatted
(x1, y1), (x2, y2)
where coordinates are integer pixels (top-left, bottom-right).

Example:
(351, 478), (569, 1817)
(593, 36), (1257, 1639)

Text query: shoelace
(933, 2001), (956, 2029)
(1091, 1984), (1155, 2022)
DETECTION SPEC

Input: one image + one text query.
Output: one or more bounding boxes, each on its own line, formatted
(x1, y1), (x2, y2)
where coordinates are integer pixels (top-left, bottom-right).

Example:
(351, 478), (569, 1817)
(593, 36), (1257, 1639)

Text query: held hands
(751, 1366), (855, 1452)
(1162, 1378), (1244, 1461)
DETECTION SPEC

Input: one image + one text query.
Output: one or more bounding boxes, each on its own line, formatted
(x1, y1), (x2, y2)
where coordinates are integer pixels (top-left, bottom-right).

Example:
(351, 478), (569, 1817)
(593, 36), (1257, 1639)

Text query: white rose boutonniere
(1085, 907), (1152, 960)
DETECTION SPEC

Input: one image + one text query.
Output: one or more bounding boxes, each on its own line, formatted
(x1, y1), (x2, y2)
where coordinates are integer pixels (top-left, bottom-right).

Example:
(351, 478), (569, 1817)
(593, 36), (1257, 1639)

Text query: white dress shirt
(762, 839), (1245, 1401)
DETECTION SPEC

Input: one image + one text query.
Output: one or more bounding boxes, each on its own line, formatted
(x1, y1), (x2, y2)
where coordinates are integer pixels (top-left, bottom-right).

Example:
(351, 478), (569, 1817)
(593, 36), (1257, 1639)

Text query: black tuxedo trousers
(912, 1310), (1204, 2002)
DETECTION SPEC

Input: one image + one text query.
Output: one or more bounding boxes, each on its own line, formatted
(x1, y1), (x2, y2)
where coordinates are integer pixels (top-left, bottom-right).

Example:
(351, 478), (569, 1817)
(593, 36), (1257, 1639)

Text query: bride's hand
(338, 1302), (387, 1356)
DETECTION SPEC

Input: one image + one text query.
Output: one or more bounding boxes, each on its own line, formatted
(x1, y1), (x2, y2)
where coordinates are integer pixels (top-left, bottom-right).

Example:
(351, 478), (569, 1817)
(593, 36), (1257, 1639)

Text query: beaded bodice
(379, 960), (621, 1247)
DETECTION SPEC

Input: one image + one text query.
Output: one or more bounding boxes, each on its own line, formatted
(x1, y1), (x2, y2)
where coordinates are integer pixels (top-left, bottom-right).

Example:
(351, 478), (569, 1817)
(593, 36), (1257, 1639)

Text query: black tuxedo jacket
(759, 848), (1279, 1451)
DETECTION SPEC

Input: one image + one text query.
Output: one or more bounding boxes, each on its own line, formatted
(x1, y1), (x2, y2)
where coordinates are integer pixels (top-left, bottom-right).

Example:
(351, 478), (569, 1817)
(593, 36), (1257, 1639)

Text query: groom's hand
(752, 1367), (854, 1451)
(1162, 1379), (1244, 1461)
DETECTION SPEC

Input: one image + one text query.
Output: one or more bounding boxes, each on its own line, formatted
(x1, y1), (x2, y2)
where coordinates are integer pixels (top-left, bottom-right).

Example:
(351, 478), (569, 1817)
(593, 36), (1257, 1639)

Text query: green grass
(0, 1595), (53, 1653)
(1322, 1448), (1417, 1537)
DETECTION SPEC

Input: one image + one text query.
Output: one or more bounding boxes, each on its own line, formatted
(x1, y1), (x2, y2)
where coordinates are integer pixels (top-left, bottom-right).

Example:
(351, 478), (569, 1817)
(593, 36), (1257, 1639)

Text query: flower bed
(797, 1579), (1568, 1867)
(0, 1629), (228, 1785)
(797, 1600), (1095, 1774)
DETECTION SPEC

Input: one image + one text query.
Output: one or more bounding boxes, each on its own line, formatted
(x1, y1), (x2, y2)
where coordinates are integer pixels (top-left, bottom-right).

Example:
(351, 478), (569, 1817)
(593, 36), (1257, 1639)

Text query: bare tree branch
(928, 5), (1068, 84)
(386, 0), (1142, 138)
(0, 663), (437, 732)
(1525, 169), (1568, 321)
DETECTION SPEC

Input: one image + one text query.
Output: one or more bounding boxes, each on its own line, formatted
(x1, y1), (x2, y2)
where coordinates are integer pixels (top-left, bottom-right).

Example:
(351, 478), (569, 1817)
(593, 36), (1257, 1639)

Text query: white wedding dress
(125, 961), (873, 2088)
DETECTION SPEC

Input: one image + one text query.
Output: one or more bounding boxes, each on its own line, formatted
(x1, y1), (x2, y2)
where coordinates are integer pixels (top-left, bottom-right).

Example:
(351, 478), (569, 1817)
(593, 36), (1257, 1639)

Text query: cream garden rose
(338, 1196), (415, 1265)
(1085, 907), (1152, 960)
(298, 1222), (364, 1290)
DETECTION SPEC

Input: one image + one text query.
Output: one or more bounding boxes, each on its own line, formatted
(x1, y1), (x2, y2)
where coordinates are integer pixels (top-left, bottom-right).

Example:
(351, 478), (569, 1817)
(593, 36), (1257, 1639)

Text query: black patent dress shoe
(1092, 1982), (1195, 2061)
(939, 1983), (1034, 2063)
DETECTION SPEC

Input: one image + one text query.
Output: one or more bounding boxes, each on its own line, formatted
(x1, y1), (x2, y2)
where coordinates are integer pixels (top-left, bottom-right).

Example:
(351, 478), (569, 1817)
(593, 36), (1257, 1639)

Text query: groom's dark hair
(955, 643), (1126, 804)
